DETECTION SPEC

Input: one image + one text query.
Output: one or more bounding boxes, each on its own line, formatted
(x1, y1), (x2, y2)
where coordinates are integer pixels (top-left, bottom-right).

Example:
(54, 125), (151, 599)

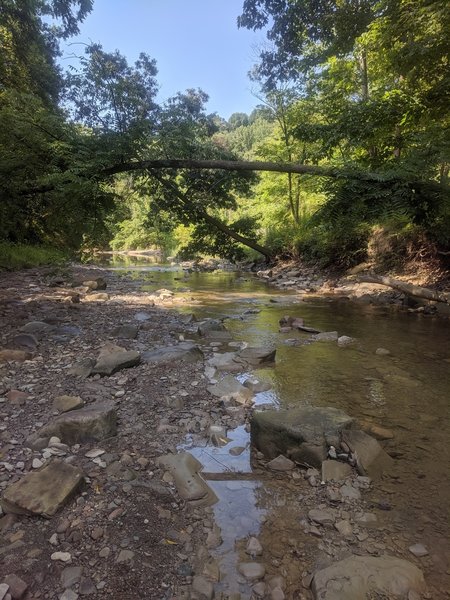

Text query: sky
(61, 0), (266, 120)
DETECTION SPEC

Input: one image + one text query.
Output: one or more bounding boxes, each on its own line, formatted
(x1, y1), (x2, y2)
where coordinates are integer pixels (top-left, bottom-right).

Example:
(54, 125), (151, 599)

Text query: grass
(0, 243), (69, 271)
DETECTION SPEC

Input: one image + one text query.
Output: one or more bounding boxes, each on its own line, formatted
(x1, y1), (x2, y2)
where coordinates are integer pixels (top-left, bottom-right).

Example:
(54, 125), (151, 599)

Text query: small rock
(246, 537), (263, 557)
(375, 347), (391, 356)
(308, 509), (336, 525)
(409, 543), (429, 557)
(334, 520), (353, 537)
(78, 578), (96, 595)
(59, 589), (79, 600)
(32, 459), (43, 469)
(3, 575), (27, 599)
(6, 391), (29, 406)
(116, 550), (134, 563)
(53, 396), (84, 413)
(0, 585), (8, 600)
(340, 483), (361, 500)
(51, 551), (72, 562)
(192, 576), (214, 600)
(266, 455), (295, 471)
(337, 335), (355, 347)
(238, 562), (266, 581)
(61, 566), (83, 589)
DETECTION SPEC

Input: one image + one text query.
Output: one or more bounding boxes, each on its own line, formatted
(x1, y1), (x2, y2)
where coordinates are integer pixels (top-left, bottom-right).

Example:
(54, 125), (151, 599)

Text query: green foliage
(0, 242), (68, 270)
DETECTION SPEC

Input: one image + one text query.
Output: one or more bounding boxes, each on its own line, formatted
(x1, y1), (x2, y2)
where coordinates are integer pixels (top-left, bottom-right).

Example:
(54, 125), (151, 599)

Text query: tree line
(1, 0), (448, 266)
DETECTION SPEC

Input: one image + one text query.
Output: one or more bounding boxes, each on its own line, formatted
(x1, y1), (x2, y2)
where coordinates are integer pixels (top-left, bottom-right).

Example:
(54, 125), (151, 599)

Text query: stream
(100, 255), (450, 598)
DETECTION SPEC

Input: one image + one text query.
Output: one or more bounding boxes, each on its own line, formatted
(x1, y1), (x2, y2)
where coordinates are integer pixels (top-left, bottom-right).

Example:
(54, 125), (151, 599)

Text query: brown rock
(6, 390), (29, 406)
(53, 395), (85, 413)
(0, 349), (31, 363)
(1, 460), (84, 518)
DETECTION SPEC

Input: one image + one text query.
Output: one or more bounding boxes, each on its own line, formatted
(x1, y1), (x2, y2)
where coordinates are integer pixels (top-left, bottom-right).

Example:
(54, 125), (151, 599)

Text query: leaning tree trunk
(358, 273), (450, 304)
(152, 173), (272, 259)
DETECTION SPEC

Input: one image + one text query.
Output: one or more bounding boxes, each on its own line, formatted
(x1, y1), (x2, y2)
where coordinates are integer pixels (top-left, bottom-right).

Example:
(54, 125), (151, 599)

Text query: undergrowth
(0, 243), (69, 271)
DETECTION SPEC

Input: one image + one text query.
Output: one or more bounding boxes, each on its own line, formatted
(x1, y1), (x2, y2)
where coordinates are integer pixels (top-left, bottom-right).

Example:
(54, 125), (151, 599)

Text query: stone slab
(141, 343), (203, 364)
(312, 555), (426, 600)
(1, 461), (84, 518)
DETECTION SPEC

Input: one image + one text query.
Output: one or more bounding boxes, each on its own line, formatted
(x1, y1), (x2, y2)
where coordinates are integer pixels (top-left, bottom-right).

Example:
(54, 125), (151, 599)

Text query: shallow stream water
(100, 256), (450, 597)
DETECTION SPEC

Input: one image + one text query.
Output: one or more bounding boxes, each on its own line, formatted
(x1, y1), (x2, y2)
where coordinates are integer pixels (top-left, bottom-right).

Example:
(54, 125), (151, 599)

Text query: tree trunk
(358, 273), (450, 304)
(153, 174), (272, 259)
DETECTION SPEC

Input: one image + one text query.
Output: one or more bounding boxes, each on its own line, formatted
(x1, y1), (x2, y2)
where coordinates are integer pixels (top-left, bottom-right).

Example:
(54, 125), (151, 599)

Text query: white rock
(51, 551), (71, 562)
(0, 583), (9, 600)
(246, 536), (263, 557)
(409, 543), (428, 557)
(32, 458), (44, 469)
(85, 449), (106, 459)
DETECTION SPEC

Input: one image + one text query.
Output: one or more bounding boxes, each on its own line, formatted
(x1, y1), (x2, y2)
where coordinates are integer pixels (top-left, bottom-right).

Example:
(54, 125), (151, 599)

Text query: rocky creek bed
(0, 264), (449, 600)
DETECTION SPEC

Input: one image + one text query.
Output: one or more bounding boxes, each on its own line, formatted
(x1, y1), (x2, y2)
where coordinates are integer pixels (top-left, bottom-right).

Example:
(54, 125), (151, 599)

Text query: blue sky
(61, 0), (266, 119)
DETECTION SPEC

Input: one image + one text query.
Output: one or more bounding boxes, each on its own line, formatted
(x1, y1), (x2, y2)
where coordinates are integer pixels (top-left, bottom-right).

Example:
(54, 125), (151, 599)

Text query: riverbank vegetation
(1, 0), (448, 271)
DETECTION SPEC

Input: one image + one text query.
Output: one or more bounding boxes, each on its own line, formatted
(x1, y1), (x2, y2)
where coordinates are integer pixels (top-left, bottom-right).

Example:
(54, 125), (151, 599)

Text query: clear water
(100, 256), (450, 596)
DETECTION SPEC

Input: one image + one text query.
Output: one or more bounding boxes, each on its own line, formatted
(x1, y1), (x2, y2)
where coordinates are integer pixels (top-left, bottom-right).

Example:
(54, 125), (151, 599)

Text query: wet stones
(26, 402), (117, 448)
(238, 562), (266, 581)
(311, 555), (426, 600)
(236, 346), (276, 366)
(157, 452), (218, 506)
(207, 375), (252, 403)
(1, 461), (84, 517)
(251, 406), (354, 467)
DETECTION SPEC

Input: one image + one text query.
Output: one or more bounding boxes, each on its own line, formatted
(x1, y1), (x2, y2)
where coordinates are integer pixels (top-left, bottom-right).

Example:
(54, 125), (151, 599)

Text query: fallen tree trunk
(358, 273), (450, 304)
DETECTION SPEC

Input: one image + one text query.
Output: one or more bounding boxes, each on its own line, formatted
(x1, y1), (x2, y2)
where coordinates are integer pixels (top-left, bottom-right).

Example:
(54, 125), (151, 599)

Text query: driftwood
(358, 273), (450, 304)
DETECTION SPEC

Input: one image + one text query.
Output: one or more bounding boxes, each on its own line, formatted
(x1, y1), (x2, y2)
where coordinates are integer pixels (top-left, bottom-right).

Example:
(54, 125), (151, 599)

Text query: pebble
(51, 551), (72, 562)
(3, 574), (27, 599)
(98, 547), (110, 558)
(408, 543), (429, 557)
(238, 562), (266, 581)
(59, 590), (79, 600)
(246, 537), (263, 557)
(32, 458), (43, 469)
(0, 585), (8, 600)
(79, 577), (96, 595)
(116, 549), (134, 563)
(84, 449), (105, 459)
(61, 566), (83, 589)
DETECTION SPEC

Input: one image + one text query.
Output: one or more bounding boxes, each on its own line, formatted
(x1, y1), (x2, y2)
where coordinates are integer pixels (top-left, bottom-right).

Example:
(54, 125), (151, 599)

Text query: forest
(1, 0), (449, 270)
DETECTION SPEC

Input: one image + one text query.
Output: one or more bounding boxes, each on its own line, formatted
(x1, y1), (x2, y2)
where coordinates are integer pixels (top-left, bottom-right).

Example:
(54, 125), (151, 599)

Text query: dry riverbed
(0, 264), (446, 600)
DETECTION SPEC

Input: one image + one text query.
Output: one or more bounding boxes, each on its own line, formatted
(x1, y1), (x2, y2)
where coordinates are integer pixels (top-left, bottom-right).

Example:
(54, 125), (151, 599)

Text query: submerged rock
(237, 346), (276, 366)
(157, 452), (217, 506)
(311, 555), (426, 600)
(1, 460), (84, 517)
(251, 406), (354, 468)
(207, 375), (252, 402)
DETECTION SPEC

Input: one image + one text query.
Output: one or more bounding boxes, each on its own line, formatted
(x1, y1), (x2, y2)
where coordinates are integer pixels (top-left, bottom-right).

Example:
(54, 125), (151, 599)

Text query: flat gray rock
(207, 375), (252, 401)
(342, 429), (393, 477)
(237, 346), (276, 366)
(252, 406), (354, 467)
(312, 555), (426, 600)
(1, 460), (84, 518)
(142, 342), (203, 364)
(26, 403), (117, 448)
(313, 331), (339, 342)
(19, 321), (54, 335)
(92, 350), (141, 376)
(197, 318), (226, 336)
(111, 324), (139, 339)
(321, 460), (352, 482)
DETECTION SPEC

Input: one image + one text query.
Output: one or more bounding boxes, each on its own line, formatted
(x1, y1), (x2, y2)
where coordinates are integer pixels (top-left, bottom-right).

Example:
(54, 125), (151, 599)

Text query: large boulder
(251, 406), (354, 468)
(26, 403), (117, 448)
(1, 460), (84, 518)
(311, 555), (426, 600)
(142, 342), (203, 364)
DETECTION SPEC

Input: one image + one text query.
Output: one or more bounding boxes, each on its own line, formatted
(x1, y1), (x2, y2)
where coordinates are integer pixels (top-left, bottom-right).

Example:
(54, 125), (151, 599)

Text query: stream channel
(101, 255), (450, 598)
